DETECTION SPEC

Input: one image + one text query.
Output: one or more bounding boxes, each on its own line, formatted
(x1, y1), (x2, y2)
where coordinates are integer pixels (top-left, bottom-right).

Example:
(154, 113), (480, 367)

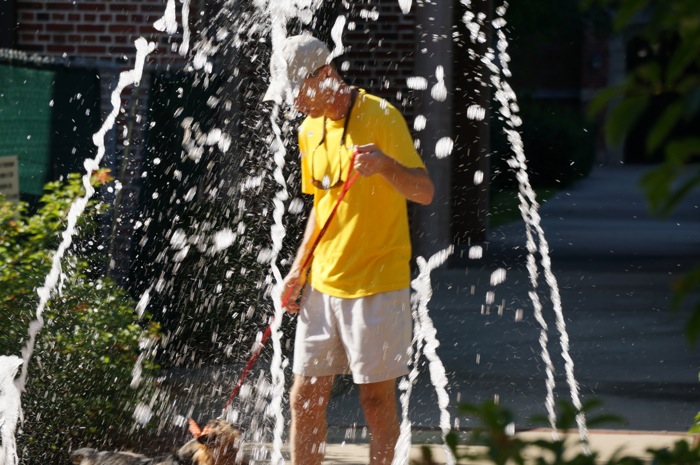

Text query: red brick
(47, 23), (75, 32)
(109, 3), (138, 12)
(76, 3), (107, 12)
(17, 23), (39, 34)
(20, 2), (45, 10)
(45, 3), (76, 11)
(47, 44), (75, 53)
(140, 3), (166, 13)
(19, 32), (37, 42)
(77, 24), (106, 33)
(19, 44), (45, 52)
(108, 24), (137, 33)
(109, 45), (136, 54)
(139, 24), (157, 35)
(76, 44), (106, 54)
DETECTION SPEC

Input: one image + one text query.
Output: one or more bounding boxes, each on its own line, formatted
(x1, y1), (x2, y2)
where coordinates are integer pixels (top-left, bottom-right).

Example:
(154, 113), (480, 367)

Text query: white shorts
(293, 287), (412, 384)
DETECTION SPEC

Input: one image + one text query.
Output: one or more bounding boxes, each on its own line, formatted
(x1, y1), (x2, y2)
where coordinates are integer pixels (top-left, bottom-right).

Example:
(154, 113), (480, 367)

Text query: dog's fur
(70, 419), (246, 465)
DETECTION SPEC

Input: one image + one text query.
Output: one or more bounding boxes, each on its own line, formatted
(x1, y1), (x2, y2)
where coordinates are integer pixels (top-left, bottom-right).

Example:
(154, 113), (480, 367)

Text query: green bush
(492, 100), (596, 190)
(0, 170), (160, 464)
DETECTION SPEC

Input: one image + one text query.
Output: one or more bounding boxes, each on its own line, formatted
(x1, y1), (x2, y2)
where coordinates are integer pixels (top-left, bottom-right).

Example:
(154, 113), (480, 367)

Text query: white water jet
(397, 246), (456, 465)
(265, 104), (290, 465)
(0, 356), (22, 465)
(179, 0), (192, 56)
(17, 37), (156, 395)
(330, 15), (347, 60)
(467, 2), (590, 450)
(153, 0), (178, 34)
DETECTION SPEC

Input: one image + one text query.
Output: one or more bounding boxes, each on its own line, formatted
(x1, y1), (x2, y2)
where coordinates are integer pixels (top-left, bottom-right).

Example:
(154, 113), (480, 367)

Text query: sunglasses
(310, 89), (357, 190)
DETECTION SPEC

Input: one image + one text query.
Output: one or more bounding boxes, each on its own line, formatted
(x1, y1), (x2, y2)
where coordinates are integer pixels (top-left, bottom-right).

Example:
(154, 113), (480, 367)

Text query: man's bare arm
(353, 143), (435, 205)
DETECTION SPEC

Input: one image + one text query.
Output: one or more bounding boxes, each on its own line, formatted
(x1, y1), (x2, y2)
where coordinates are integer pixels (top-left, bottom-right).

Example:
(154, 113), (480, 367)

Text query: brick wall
(14, 0), (190, 66)
(340, 1), (417, 114)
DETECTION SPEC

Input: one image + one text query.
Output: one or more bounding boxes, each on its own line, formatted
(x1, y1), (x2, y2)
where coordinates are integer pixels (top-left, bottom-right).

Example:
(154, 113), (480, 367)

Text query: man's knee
(359, 380), (397, 414)
(290, 375), (333, 415)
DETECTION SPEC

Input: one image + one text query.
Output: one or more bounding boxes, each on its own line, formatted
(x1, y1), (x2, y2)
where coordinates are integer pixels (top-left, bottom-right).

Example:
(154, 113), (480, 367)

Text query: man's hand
(280, 268), (306, 314)
(352, 143), (435, 205)
(353, 143), (391, 177)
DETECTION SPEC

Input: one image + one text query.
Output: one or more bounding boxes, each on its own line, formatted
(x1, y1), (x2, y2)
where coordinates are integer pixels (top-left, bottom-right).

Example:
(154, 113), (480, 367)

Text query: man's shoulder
(299, 115), (322, 134)
(355, 89), (403, 121)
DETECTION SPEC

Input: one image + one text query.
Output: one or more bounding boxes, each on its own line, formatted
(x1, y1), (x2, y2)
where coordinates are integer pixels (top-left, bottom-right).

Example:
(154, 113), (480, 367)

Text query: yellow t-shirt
(298, 89), (426, 298)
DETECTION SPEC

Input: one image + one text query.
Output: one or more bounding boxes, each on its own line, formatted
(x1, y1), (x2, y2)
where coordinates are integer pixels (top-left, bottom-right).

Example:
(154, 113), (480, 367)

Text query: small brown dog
(70, 418), (246, 465)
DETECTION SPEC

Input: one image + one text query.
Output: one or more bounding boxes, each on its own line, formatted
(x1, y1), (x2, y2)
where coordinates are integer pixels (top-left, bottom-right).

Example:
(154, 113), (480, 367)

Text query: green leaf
(685, 303), (700, 346)
(587, 84), (626, 118)
(646, 101), (684, 154)
(633, 61), (663, 88)
(613, 0), (650, 31)
(640, 164), (678, 214)
(659, 169), (700, 217)
(666, 137), (700, 165)
(669, 265), (700, 345)
(667, 35), (700, 86)
(605, 95), (649, 145)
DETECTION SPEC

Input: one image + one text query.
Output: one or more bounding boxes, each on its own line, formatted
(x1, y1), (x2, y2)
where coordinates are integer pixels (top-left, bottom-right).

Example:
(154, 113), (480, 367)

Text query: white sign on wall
(0, 155), (20, 203)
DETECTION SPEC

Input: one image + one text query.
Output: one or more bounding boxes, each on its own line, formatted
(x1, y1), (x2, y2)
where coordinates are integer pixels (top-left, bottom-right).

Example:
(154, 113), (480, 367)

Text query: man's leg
(289, 374), (335, 465)
(359, 378), (400, 465)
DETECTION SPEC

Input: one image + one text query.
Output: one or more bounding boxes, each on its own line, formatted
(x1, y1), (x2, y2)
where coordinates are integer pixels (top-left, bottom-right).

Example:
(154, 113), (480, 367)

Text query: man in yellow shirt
(264, 33), (434, 465)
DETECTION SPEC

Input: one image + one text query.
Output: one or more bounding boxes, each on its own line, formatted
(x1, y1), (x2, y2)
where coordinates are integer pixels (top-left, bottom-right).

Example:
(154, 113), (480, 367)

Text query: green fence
(0, 60), (101, 198)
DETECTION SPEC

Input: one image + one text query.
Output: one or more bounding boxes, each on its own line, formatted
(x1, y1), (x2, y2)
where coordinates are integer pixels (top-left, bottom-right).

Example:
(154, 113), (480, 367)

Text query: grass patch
(489, 188), (559, 228)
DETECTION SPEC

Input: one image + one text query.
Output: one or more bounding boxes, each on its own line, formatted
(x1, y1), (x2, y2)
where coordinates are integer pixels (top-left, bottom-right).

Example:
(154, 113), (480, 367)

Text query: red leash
(223, 153), (360, 410)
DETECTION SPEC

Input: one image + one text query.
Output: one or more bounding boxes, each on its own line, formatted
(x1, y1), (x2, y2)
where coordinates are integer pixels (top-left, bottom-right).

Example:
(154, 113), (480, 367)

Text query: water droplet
(468, 245), (483, 259)
(467, 104), (486, 120)
(406, 76), (428, 90)
(490, 268), (507, 286)
(435, 137), (453, 159)
(413, 115), (427, 131)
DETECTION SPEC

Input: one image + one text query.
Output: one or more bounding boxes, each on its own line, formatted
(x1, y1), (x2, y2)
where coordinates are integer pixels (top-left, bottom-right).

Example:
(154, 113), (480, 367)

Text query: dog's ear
(188, 418), (203, 438)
